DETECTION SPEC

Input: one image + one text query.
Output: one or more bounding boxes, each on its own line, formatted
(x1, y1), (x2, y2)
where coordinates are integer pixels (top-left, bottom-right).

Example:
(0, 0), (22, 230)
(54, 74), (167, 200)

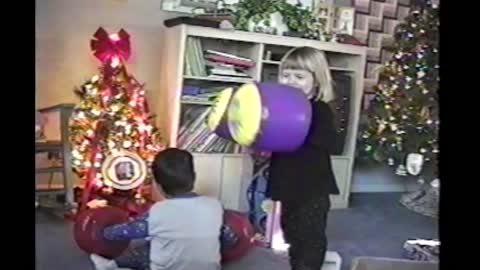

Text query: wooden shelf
(183, 75), (254, 84)
(36, 183), (66, 195)
(36, 167), (64, 174)
(262, 60), (355, 72)
(36, 189), (66, 195)
(35, 141), (63, 153)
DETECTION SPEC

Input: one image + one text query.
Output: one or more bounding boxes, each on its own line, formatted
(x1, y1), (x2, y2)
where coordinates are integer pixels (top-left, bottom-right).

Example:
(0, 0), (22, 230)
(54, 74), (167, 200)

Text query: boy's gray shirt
(148, 196), (223, 270)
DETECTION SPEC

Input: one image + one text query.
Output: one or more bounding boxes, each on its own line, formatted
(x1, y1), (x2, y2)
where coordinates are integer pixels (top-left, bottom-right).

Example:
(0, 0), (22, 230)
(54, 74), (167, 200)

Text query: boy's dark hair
(151, 148), (196, 196)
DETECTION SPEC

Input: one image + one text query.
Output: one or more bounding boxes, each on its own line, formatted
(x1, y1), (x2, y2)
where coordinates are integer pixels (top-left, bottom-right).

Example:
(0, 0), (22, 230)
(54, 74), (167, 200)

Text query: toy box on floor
(403, 239), (439, 262)
(350, 257), (438, 270)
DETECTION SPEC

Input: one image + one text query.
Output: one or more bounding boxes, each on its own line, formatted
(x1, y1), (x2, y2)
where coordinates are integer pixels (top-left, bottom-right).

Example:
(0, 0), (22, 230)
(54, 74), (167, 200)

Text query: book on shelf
(205, 58), (252, 78)
(204, 55), (255, 68)
(184, 37), (208, 77)
(205, 50), (254, 63)
(208, 68), (251, 78)
(178, 106), (243, 154)
(184, 39), (255, 79)
(181, 96), (213, 103)
(182, 85), (227, 95)
(181, 85), (224, 103)
(178, 107), (211, 145)
(205, 60), (247, 70)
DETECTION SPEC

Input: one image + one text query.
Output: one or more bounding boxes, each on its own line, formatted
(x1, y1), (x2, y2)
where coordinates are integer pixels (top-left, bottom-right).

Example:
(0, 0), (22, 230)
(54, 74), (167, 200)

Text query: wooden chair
(35, 104), (76, 209)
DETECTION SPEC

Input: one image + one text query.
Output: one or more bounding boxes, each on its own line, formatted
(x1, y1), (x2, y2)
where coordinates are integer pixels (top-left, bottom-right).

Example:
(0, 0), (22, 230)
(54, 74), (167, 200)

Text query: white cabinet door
(220, 156), (244, 211)
(330, 157), (350, 208)
(192, 154), (222, 199)
(220, 155), (253, 211)
(193, 154), (253, 211)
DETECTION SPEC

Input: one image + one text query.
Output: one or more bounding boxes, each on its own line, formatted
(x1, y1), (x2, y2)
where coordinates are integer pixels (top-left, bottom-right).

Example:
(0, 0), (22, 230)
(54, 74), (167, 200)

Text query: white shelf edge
(331, 155), (350, 160)
(261, 61), (355, 72)
(183, 75), (254, 84)
(262, 60), (281, 65)
(330, 67), (356, 72)
(180, 100), (214, 105)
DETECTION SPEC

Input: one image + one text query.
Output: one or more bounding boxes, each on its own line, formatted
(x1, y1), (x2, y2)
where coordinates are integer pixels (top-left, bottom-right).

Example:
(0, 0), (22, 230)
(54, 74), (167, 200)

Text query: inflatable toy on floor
(74, 206), (130, 259)
(221, 210), (255, 263)
(207, 82), (312, 152)
(74, 207), (255, 262)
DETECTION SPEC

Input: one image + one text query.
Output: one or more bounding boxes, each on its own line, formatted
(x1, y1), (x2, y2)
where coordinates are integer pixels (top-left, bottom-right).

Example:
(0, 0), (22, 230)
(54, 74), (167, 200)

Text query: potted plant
(233, 0), (332, 40)
(233, 0), (289, 35)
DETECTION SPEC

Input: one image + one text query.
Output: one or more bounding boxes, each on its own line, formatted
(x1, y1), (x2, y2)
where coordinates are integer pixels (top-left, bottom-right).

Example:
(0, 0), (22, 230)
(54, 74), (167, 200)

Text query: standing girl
(268, 46), (340, 270)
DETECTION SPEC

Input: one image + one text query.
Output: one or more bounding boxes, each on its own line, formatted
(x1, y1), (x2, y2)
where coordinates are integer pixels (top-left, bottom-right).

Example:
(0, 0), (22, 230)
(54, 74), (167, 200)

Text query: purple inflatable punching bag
(225, 82), (312, 152)
(207, 87), (236, 141)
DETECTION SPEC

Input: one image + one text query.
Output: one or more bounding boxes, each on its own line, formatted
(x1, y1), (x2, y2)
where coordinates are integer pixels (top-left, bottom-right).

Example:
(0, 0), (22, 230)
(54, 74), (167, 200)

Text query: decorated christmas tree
(358, 0), (439, 181)
(69, 28), (163, 212)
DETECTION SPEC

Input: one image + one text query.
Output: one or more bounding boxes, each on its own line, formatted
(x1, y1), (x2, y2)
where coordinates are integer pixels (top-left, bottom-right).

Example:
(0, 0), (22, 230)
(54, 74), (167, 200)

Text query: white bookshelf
(262, 60), (355, 71)
(183, 75), (254, 84)
(157, 25), (367, 209)
(262, 60), (281, 65)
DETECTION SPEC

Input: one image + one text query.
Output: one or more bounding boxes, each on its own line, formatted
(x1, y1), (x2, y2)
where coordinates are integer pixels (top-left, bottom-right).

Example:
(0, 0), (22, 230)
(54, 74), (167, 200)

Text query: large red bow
(90, 27), (131, 63)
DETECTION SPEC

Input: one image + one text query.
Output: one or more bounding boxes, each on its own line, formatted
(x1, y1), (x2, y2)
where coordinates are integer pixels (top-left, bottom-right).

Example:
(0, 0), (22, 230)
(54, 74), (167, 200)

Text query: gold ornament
(377, 121), (387, 134)
(101, 150), (147, 191)
(420, 106), (430, 120)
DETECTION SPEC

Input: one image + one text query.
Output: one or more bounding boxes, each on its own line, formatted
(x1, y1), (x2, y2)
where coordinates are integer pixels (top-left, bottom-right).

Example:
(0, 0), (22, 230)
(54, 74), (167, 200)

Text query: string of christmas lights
(68, 28), (163, 204)
(358, 1), (438, 172)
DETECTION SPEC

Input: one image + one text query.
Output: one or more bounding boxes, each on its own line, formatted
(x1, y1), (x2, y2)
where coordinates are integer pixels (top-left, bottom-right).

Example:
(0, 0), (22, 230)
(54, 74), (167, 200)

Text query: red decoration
(90, 27), (131, 63)
(73, 206), (130, 259)
(221, 210), (255, 263)
(80, 120), (108, 212)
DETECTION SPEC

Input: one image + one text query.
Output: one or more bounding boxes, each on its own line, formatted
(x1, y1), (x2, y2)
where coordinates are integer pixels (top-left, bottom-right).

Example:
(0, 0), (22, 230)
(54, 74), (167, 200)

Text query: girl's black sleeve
(306, 101), (337, 153)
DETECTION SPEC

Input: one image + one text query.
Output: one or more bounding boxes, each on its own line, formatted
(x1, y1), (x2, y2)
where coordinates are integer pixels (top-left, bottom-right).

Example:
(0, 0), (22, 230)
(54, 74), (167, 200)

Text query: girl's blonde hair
(279, 46), (335, 103)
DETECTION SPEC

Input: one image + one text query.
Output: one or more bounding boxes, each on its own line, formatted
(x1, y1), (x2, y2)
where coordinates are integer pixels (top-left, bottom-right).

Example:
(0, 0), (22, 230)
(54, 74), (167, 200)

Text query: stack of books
(204, 50), (254, 79)
(178, 106), (242, 154)
(184, 37), (255, 80)
(184, 37), (208, 77)
(181, 85), (226, 104)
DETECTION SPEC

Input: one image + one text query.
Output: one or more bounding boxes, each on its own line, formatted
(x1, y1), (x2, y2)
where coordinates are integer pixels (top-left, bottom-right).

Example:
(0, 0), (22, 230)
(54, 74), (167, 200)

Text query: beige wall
(36, 0), (179, 110)
(36, 0), (180, 187)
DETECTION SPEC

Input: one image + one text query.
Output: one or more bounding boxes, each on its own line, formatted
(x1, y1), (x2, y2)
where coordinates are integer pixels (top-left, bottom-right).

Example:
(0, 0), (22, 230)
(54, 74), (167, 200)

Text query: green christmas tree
(358, 1), (439, 180)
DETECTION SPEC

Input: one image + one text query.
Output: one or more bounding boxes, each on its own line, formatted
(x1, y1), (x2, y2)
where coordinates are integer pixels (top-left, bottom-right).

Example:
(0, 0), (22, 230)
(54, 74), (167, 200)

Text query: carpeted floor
(35, 193), (438, 270)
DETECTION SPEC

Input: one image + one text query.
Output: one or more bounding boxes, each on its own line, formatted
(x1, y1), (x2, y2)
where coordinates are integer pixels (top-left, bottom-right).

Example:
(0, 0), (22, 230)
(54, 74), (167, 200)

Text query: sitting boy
(90, 148), (224, 270)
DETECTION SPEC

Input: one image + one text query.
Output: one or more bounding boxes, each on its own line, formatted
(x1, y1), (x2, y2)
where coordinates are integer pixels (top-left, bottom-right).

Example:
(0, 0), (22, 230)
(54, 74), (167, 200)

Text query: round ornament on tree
(406, 153), (424, 176)
(101, 150), (147, 191)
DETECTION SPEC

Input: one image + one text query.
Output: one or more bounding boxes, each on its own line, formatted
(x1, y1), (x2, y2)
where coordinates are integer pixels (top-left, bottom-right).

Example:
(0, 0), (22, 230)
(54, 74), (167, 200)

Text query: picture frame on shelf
(311, 2), (335, 38)
(334, 7), (355, 36)
(313, 0), (334, 9)
(316, 5), (332, 18)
